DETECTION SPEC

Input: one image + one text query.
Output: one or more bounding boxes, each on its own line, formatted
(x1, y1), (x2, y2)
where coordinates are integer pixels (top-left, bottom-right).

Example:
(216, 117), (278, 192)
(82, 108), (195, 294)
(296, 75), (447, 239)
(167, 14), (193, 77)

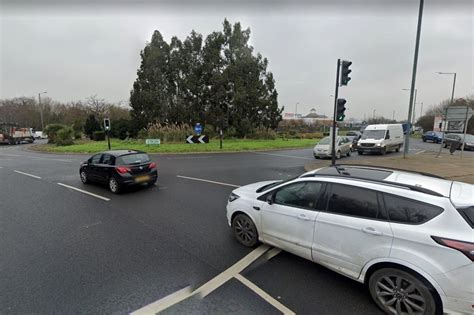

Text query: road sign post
(194, 123), (202, 136)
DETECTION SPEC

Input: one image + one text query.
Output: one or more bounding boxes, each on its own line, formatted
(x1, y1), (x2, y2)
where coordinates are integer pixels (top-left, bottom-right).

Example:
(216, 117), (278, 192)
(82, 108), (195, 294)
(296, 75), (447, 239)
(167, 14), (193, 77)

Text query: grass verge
(31, 138), (320, 154)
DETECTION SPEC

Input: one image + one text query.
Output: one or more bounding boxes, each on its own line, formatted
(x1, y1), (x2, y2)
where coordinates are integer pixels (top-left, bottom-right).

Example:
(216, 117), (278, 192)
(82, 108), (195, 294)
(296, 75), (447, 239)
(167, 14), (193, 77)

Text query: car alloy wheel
(336, 151), (341, 159)
(109, 177), (120, 194)
(80, 170), (89, 184)
(369, 268), (437, 315)
(232, 214), (258, 247)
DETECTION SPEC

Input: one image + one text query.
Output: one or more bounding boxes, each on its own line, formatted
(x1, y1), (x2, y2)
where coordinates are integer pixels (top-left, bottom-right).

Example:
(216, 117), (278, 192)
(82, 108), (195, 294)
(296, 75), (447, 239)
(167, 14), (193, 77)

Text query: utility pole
(38, 91), (47, 131)
(418, 102), (424, 117)
(435, 72), (457, 158)
(331, 59), (341, 166)
(403, 0), (424, 158)
(392, 110), (395, 121)
(373, 109), (376, 119)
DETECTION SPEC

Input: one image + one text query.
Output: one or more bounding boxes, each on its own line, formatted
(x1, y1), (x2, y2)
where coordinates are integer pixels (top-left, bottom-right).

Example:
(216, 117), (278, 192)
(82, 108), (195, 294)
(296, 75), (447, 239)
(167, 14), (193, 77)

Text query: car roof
(305, 165), (453, 197)
(100, 150), (145, 157)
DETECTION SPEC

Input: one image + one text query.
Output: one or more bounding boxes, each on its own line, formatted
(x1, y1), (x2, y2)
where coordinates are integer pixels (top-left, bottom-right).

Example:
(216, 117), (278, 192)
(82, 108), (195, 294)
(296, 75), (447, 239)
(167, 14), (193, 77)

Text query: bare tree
(85, 95), (112, 119)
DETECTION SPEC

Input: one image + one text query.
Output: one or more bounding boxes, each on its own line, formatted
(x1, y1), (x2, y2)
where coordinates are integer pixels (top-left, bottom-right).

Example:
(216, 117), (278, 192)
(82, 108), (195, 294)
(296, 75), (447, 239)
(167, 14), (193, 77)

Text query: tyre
(358, 150), (363, 155)
(108, 177), (121, 194)
(422, 137), (426, 142)
(346, 150), (351, 157)
(147, 179), (157, 187)
(443, 143), (448, 148)
(395, 145), (400, 153)
(314, 154), (320, 159)
(336, 151), (341, 159)
(232, 214), (258, 247)
(80, 169), (90, 184)
(368, 268), (438, 315)
(381, 147), (386, 155)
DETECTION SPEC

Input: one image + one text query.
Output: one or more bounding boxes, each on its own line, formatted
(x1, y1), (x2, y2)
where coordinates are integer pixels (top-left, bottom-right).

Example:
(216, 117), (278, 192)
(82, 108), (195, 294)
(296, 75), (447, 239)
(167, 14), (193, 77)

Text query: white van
(357, 124), (404, 155)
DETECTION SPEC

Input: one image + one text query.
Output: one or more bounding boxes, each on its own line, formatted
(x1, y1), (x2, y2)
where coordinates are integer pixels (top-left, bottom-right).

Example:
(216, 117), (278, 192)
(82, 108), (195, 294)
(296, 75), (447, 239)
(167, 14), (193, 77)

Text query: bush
(84, 115), (101, 140)
(92, 131), (106, 141)
(145, 123), (193, 143)
(56, 127), (74, 146)
(110, 119), (131, 140)
(247, 128), (277, 140)
(44, 123), (68, 144)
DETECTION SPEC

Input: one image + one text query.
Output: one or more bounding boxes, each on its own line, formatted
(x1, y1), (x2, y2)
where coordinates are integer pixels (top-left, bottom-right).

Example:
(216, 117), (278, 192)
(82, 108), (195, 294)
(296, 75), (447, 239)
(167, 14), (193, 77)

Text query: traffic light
(103, 118), (111, 131)
(340, 60), (352, 86)
(336, 98), (347, 121)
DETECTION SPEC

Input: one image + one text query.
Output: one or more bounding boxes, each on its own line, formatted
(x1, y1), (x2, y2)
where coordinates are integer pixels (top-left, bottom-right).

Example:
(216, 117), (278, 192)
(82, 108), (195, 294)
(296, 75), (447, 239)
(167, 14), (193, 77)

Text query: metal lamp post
(38, 91), (47, 131)
(436, 72), (456, 104)
(402, 88), (417, 124)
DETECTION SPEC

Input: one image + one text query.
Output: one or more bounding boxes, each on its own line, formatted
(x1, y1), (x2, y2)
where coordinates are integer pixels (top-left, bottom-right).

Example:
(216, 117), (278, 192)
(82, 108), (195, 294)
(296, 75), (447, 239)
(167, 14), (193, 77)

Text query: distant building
(283, 112), (303, 120)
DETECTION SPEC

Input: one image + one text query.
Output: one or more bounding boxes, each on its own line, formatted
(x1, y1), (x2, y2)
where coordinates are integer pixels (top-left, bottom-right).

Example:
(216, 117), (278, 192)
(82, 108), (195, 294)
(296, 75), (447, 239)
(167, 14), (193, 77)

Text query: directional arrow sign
(186, 135), (209, 144)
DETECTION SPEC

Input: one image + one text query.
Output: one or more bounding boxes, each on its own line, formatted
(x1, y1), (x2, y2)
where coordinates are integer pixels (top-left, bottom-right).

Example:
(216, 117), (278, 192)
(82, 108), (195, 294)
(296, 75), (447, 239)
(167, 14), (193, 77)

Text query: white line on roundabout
(57, 183), (110, 201)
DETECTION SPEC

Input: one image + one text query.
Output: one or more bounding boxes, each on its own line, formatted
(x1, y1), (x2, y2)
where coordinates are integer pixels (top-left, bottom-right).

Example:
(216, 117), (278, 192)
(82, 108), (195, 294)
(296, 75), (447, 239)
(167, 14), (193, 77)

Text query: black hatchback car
(79, 150), (157, 193)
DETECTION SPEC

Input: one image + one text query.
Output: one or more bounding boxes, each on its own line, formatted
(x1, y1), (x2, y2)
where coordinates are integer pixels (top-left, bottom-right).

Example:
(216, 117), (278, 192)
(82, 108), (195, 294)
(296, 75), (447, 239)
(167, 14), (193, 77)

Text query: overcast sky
(1, 0), (472, 120)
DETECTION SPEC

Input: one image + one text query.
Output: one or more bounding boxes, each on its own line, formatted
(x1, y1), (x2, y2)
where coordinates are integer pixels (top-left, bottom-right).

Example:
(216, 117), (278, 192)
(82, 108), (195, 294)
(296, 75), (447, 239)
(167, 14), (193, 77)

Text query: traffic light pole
(331, 59), (341, 166)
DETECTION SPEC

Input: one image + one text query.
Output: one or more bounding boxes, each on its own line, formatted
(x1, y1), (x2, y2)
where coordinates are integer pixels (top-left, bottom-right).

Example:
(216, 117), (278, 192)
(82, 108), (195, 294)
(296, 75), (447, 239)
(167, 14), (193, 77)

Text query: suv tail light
(432, 236), (474, 261)
(116, 166), (131, 174)
(149, 162), (157, 169)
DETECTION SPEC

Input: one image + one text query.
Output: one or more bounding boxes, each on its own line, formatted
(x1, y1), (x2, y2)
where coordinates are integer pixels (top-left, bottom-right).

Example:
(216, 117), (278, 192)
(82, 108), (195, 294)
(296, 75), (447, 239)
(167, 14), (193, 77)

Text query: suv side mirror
(266, 194), (273, 205)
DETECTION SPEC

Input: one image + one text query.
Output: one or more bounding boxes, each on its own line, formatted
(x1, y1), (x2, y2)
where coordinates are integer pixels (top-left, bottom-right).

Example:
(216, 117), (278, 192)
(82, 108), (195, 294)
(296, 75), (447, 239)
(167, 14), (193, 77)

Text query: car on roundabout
(79, 150), (157, 193)
(226, 165), (473, 315)
(313, 136), (352, 159)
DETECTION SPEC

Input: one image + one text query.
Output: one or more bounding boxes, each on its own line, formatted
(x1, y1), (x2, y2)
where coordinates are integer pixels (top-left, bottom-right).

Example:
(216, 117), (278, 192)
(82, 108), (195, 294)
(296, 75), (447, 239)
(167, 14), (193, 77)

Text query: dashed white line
(13, 170), (42, 179)
(235, 274), (296, 315)
(253, 152), (313, 160)
(177, 175), (240, 188)
(57, 183), (110, 201)
(415, 150), (426, 155)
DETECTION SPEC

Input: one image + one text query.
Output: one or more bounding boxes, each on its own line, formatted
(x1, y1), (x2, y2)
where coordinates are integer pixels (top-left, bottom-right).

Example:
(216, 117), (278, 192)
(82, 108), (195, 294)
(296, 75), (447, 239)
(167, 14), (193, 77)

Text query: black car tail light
(149, 162), (157, 169)
(432, 236), (474, 262)
(116, 166), (131, 174)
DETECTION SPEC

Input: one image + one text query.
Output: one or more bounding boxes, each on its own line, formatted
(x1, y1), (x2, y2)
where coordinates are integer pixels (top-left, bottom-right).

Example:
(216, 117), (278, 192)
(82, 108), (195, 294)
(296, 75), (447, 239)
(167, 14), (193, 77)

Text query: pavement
(0, 138), (470, 314)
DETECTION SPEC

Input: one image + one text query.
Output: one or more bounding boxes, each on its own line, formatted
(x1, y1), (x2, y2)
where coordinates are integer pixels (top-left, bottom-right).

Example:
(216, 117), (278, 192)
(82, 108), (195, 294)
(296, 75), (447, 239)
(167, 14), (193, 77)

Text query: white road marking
(195, 244), (270, 298)
(415, 150), (426, 155)
(263, 248), (282, 261)
(29, 157), (74, 162)
(131, 244), (271, 314)
(57, 183), (110, 201)
(235, 274), (296, 315)
(177, 175), (240, 188)
(253, 152), (313, 160)
(130, 286), (193, 315)
(13, 170), (42, 179)
(0, 154), (22, 157)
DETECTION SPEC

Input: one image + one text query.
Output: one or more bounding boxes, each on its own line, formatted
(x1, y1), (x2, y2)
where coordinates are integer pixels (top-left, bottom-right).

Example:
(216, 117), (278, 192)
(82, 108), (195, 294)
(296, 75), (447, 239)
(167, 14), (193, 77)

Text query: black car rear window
(457, 206), (474, 228)
(116, 153), (150, 165)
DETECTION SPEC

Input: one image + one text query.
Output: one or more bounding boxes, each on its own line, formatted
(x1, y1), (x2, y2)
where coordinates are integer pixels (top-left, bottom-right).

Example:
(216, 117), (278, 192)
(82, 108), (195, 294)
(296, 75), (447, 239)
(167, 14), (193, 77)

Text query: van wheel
(395, 145), (400, 153)
(369, 268), (438, 315)
(346, 150), (351, 157)
(381, 148), (386, 155)
(358, 151), (363, 155)
(336, 151), (341, 159)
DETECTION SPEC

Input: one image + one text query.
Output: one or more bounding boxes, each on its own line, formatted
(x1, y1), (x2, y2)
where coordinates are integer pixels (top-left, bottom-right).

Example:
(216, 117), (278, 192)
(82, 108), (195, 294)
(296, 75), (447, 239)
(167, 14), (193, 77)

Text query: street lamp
(402, 88), (417, 124)
(38, 91), (47, 131)
(436, 72), (456, 104)
(416, 102), (424, 118)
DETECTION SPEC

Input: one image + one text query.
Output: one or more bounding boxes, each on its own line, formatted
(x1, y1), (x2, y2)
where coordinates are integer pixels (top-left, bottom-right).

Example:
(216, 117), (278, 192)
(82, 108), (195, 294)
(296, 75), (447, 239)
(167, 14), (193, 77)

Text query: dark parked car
(346, 131), (362, 151)
(79, 150), (158, 193)
(422, 131), (443, 143)
(443, 134), (474, 151)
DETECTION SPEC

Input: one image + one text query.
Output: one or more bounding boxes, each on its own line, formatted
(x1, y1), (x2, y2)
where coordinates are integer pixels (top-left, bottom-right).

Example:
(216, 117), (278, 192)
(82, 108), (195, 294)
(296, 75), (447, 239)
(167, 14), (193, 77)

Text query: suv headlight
(376, 143), (382, 147)
(228, 193), (240, 202)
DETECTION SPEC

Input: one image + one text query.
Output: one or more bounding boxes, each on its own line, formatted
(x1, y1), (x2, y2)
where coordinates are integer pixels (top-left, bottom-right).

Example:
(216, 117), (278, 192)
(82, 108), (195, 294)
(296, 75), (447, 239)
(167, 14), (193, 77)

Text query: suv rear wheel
(368, 268), (437, 315)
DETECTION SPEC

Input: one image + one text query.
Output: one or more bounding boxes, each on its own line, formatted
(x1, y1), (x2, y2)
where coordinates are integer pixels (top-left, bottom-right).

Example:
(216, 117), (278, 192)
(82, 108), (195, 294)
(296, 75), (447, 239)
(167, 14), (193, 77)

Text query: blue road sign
(194, 123), (202, 135)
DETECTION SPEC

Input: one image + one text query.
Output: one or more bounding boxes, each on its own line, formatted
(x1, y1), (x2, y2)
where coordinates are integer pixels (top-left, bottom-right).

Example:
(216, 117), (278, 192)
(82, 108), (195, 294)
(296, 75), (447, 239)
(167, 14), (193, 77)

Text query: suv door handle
(361, 227), (383, 236)
(297, 213), (311, 221)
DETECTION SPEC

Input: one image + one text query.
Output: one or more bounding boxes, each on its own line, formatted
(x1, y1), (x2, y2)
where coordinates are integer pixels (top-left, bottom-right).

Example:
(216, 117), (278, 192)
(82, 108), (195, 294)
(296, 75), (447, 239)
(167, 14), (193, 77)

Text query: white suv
(226, 165), (473, 315)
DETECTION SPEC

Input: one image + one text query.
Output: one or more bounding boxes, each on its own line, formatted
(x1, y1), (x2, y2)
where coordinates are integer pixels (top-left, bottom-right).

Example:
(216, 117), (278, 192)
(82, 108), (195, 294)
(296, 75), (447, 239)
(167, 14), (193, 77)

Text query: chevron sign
(186, 135), (209, 144)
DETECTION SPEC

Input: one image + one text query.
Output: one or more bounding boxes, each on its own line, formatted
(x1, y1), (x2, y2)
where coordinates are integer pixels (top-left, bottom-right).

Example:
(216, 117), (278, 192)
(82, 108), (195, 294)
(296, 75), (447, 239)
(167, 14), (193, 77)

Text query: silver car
(313, 136), (352, 159)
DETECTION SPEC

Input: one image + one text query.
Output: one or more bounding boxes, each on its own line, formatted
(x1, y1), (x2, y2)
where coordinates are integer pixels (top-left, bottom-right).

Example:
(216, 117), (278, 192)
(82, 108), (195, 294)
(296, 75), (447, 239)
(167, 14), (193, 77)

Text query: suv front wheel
(368, 268), (438, 315)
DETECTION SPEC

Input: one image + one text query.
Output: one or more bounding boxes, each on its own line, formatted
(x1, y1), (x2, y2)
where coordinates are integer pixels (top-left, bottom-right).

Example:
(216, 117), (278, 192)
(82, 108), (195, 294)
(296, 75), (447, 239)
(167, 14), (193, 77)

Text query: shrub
(56, 127), (74, 146)
(44, 123), (68, 144)
(110, 119), (131, 140)
(247, 128), (277, 140)
(92, 131), (106, 141)
(84, 115), (101, 140)
(145, 123), (193, 143)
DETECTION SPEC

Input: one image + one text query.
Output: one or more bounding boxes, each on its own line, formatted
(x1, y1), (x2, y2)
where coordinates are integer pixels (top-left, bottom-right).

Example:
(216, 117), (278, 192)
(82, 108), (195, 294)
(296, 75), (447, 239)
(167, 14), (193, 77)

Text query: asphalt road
(1, 139), (467, 314)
